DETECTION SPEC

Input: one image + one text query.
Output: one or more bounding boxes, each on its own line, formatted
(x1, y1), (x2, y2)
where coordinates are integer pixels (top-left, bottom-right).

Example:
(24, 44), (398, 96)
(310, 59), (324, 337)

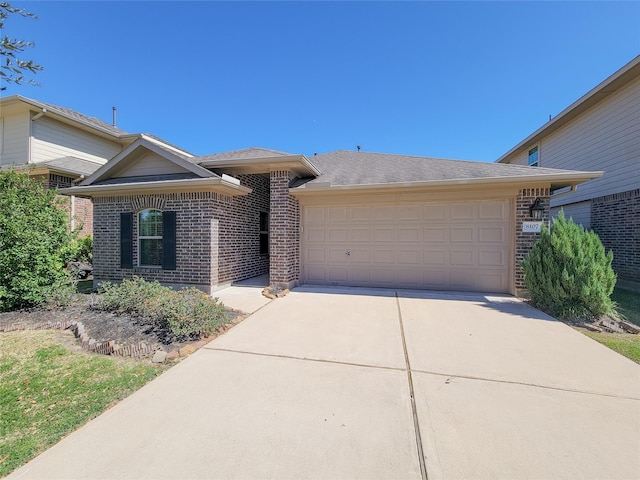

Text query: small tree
(522, 211), (616, 321)
(0, 171), (73, 311)
(0, 2), (43, 89)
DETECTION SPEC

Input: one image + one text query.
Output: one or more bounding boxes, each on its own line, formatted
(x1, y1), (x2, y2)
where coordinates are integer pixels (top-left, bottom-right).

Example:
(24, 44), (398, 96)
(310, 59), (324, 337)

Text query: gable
(113, 151), (192, 178)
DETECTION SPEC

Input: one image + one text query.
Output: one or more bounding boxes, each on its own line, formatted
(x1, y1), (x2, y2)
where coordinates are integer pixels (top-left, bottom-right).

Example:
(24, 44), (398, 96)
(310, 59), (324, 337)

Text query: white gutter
(291, 171), (604, 195)
(60, 177), (252, 197)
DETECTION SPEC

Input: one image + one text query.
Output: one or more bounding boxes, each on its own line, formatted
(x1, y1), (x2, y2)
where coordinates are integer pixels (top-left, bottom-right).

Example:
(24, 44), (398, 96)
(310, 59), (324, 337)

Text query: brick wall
(269, 170), (300, 289)
(31, 173), (94, 237)
(515, 187), (550, 294)
(591, 188), (639, 282)
(92, 174), (270, 293)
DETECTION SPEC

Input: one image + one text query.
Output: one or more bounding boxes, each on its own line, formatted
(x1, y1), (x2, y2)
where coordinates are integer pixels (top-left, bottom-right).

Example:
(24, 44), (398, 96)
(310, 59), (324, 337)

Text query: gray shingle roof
(299, 150), (590, 187)
(37, 100), (128, 136)
(197, 147), (294, 163)
(43, 157), (104, 176)
(94, 173), (201, 186)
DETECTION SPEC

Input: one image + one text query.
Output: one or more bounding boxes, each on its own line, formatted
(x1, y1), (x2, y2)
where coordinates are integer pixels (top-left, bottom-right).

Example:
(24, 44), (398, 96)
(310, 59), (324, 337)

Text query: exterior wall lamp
(529, 198), (544, 221)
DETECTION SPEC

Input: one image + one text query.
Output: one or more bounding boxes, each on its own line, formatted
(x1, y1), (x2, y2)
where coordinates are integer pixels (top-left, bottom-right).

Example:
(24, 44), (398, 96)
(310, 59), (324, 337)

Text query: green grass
(0, 330), (166, 477)
(612, 287), (640, 326)
(580, 330), (640, 364)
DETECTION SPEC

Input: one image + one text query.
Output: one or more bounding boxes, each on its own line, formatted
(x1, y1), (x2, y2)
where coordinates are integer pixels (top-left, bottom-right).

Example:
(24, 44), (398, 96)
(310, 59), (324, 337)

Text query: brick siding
(92, 174), (270, 293)
(515, 188), (550, 294)
(591, 188), (639, 282)
(269, 170), (300, 289)
(31, 173), (94, 237)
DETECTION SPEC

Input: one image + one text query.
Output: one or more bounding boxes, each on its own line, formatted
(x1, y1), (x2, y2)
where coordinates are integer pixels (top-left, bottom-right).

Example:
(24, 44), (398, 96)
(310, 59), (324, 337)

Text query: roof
(197, 147), (295, 163)
(292, 150), (602, 192)
(496, 55), (640, 164)
(0, 95), (127, 137)
(42, 157), (104, 176)
(0, 96), (192, 157)
(93, 172), (200, 185)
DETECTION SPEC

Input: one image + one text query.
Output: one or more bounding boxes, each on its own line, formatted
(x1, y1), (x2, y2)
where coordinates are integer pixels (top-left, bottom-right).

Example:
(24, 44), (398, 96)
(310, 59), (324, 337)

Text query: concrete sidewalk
(9, 287), (640, 479)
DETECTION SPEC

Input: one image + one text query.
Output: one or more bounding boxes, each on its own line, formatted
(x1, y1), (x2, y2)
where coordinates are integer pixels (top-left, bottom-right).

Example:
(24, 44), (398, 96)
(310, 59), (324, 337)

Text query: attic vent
(131, 196), (166, 211)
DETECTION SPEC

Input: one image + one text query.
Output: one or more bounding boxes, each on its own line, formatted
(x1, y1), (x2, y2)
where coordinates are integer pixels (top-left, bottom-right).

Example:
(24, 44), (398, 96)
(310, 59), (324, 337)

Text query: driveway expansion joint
(395, 293), (428, 480)
(205, 346), (407, 372)
(413, 369), (640, 401)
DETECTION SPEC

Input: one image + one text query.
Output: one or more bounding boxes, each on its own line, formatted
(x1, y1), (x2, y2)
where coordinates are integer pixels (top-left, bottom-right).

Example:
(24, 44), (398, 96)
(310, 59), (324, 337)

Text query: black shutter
(162, 211), (177, 270)
(120, 212), (133, 269)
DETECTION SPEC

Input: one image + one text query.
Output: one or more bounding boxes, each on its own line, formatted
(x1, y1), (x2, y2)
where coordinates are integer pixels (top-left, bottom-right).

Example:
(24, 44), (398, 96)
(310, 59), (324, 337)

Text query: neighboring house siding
(0, 111), (30, 166)
(543, 76), (640, 207)
(551, 201), (591, 229)
(591, 189), (640, 283)
(31, 116), (121, 165)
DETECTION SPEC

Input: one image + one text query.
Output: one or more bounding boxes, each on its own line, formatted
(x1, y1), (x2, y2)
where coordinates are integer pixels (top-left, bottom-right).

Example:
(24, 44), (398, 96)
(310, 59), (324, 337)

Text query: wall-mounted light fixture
(529, 198), (544, 221)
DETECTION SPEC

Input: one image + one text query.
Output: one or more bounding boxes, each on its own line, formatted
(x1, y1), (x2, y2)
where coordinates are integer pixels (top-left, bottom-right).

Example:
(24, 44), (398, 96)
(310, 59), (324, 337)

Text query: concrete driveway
(10, 286), (640, 480)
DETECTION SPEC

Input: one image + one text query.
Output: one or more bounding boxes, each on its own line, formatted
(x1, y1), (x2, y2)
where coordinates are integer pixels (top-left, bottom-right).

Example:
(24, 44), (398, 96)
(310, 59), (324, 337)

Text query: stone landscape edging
(0, 313), (246, 361)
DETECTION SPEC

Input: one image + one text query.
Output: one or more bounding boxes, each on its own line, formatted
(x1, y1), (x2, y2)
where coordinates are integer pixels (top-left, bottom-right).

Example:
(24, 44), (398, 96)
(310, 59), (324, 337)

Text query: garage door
(302, 200), (511, 293)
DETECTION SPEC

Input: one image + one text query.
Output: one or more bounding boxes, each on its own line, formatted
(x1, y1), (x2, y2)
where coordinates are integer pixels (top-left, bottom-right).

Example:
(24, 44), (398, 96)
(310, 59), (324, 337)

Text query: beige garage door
(302, 200), (511, 293)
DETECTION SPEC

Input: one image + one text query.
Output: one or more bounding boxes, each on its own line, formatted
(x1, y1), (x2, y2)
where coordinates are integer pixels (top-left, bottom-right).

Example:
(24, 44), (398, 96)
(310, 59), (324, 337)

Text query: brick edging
(0, 313), (247, 361)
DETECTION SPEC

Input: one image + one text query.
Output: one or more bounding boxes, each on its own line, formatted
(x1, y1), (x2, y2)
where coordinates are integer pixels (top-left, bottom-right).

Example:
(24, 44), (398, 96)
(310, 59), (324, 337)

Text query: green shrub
(97, 277), (228, 340)
(522, 212), (617, 321)
(64, 236), (93, 263)
(0, 171), (75, 311)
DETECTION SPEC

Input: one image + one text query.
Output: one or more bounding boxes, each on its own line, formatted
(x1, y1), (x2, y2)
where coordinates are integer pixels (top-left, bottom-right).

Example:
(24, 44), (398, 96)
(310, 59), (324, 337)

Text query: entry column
(269, 169), (301, 289)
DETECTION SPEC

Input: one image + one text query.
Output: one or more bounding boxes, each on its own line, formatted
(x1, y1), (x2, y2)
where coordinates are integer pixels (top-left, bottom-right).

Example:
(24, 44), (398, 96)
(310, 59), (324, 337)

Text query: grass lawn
(580, 330), (640, 364)
(612, 287), (640, 326)
(0, 330), (166, 477)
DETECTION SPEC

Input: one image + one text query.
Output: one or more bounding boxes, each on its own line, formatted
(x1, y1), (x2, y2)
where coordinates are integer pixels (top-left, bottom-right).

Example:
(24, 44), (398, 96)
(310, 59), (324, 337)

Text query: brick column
(515, 187), (550, 295)
(269, 169), (300, 289)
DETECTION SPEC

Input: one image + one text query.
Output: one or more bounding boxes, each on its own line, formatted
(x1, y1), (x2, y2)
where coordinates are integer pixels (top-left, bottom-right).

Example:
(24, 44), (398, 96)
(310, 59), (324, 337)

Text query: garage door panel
(424, 227), (448, 242)
(303, 199), (510, 293)
(373, 206), (396, 221)
(373, 227), (396, 242)
(479, 226), (506, 243)
(423, 249), (447, 265)
(373, 249), (396, 264)
(398, 205), (422, 221)
(350, 228), (371, 242)
(451, 204), (475, 219)
(478, 249), (506, 267)
(479, 201), (508, 220)
(398, 250), (421, 264)
(450, 227), (475, 243)
(398, 227), (421, 242)
(327, 228), (348, 242)
(424, 205), (448, 220)
(451, 250), (475, 266)
(327, 207), (348, 222)
(350, 249), (370, 263)
(350, 207), (370, 222)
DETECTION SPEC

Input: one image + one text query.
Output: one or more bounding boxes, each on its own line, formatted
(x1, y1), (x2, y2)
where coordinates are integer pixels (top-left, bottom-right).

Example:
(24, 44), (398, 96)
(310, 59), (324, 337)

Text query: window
(259, 211), (269, 255)
(528, 146), (539, 167)
(139, 209), (163, 266)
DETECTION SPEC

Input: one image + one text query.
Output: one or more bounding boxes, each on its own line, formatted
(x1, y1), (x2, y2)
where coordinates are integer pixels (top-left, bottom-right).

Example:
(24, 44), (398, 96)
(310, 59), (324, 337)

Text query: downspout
(70, 195), (76, 232)
(29, 108), (46, 164)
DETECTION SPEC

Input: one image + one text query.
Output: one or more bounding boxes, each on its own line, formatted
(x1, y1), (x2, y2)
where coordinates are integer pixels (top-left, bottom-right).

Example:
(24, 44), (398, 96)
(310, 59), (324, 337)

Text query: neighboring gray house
(496, 56), (639, 282)
(63, 139), (599, 296)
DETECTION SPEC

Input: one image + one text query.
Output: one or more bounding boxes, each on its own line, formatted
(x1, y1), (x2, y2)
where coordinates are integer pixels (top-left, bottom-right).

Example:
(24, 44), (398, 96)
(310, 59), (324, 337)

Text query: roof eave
(199, 154), (322, 177)
(60, 178), (252, 197)
(290, 172), (604, 195)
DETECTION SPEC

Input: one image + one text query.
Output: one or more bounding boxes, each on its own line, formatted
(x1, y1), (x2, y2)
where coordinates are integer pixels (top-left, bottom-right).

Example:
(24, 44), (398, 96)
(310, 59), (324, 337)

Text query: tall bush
(0, 171), (74, 311)
(522, 211), (616, 321)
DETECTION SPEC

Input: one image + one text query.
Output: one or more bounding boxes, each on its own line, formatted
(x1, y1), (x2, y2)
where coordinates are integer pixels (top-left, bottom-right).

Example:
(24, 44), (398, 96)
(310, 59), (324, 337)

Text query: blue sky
(3, 1), (639, 160)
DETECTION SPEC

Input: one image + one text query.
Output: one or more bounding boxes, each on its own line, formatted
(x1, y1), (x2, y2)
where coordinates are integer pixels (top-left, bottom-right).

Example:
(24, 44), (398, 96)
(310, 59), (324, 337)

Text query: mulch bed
(0, 294), (239, 357)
